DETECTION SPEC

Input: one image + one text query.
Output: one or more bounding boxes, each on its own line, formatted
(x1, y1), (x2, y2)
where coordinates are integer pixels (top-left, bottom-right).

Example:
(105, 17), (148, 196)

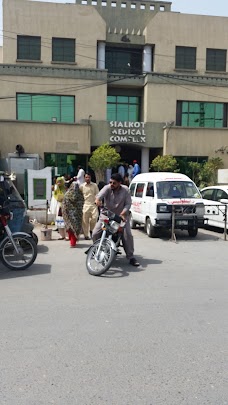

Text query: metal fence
(170, 203), (228, 242)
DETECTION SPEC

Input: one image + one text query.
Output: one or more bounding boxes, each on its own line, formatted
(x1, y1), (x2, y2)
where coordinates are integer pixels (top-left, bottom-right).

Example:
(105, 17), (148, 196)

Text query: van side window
(129, 183), (136, 197)
(135, 183), (145, 198)
(146, 182), (154, 197)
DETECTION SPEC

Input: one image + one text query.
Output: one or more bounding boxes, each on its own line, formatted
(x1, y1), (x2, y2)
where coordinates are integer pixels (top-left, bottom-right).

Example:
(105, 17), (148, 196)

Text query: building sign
(109, 121), (146, 143)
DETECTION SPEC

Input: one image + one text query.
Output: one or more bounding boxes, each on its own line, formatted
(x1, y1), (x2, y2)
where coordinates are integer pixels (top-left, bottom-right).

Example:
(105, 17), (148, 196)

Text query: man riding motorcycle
(92, 173), (140, 267)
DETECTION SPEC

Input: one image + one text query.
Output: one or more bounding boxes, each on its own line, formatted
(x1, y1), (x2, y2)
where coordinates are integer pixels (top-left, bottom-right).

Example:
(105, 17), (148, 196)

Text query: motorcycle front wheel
(0, 234), (37, 270)
(86, 238), (116, 276)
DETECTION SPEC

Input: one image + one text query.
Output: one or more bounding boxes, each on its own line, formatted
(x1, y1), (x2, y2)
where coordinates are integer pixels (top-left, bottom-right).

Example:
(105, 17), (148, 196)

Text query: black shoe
(85, 236), (91, 240)
(129, 258), (140, 267)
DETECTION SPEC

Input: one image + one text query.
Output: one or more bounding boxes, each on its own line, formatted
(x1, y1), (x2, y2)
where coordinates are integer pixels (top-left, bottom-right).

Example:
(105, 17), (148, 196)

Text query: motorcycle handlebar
(100, 207), (122, 224)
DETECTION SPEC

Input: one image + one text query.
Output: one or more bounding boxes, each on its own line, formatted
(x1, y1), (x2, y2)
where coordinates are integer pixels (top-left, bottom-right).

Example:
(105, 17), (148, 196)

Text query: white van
(129, 172), (205, 237)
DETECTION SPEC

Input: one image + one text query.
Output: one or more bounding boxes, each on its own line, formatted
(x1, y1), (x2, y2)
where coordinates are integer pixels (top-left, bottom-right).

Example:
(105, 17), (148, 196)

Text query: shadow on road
(0, 263), (51, 279)
(101, 255), (162, 278)
(136, 226), (221, 242)
(37, 244), (49, 254)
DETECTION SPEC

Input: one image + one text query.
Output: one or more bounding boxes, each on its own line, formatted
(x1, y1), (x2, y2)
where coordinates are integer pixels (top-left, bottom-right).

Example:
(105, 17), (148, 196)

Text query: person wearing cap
(132, 160), (141, 178)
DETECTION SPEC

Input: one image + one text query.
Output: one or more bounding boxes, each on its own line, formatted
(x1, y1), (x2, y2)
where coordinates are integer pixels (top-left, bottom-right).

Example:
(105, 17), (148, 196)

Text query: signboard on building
(109, 121), (146, 143)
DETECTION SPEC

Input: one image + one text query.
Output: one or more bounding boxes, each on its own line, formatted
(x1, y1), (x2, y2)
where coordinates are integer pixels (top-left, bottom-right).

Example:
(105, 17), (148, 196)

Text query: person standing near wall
(80, 172), (99, 240)
(132, 160), (141, 178)
(76, 165), (85, 185)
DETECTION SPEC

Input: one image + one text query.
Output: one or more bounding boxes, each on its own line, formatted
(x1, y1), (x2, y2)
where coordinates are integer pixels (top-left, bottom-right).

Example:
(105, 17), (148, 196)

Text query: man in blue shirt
(132, 160), (141, 178)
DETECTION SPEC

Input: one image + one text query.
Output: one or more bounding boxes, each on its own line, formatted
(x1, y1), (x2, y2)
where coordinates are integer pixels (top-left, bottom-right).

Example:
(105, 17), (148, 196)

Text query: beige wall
(144, 82), (228, 123)
(164, 126), (228, 166)
(145, 13), (228, 75)
(3, 0), (106, 67)
(0, 47), (2, 63)
(0, 75), (107, 121)
(0, 121), (91, 159)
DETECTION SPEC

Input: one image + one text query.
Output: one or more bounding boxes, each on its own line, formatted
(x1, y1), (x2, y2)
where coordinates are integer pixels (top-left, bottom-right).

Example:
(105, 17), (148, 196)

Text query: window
(201, 189), (215, 200)
(52, 38), (75, 62)
(176, 101), (225, 128)
(206, 48), (227, 72)
(17, 35), (41, 61)
(157, 181), (199, 199)
(135, 183), (145, 198)
(214, 189), (228, 201)
(107, 95), (140, 121)
(129, 183), (136, 196)
(17, 94), (75, 123)
(175, 46), (196, 70)
(105, 46), (143, 74)
(146, 183), (154, 197)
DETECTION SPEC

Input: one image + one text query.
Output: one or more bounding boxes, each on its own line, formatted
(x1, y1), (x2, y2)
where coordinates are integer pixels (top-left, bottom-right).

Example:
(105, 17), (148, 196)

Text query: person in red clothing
(62, 182), (84, 248)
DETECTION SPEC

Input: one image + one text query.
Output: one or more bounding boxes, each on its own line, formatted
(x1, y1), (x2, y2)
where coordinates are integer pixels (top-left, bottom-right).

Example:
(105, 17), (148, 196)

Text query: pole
(170, 205), (176, 242)
(45, 200), (48, 229)
(224, 204), (227, 241)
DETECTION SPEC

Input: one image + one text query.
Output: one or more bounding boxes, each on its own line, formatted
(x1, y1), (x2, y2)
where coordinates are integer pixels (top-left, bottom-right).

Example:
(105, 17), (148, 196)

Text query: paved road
(0, 226), (227, 405)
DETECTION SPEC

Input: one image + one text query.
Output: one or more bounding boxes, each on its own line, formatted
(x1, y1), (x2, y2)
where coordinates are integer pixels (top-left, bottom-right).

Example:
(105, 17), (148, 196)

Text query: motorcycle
(0, 171), (38, 244)
(0, 203), (37, 271)
(85, 208), (125, 276)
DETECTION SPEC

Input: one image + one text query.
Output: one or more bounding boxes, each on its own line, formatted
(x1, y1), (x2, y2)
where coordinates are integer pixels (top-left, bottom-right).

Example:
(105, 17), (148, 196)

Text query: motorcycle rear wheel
(86, 238), (116, 276)
(0, 234), (37, 270)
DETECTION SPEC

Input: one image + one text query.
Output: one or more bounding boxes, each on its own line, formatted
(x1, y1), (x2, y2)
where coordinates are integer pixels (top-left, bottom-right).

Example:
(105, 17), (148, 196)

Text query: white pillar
(97, 42), (106, 70)
(141, 147), (150, 173)
(143, 45), (152, 73)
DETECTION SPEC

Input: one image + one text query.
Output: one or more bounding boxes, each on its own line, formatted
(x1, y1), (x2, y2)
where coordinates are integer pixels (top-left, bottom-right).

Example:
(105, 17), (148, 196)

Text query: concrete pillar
(141, 147), (150, 173)
(97, 42), (106, 70)
(143, 45), (152, 73)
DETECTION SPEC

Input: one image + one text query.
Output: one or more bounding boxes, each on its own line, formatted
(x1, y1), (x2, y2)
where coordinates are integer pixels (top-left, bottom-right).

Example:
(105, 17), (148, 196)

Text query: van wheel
(129, 213), (137, 229)
(146, 218), (157, 238)
(188, 228), (198, 237)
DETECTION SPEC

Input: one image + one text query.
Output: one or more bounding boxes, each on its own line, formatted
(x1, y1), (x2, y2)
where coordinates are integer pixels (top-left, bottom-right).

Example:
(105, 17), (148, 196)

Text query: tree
(89, 143), (120, 183)
(150, 155), (179, 172)
(188, 161), (202, 186)
(199, 157), (224, 187)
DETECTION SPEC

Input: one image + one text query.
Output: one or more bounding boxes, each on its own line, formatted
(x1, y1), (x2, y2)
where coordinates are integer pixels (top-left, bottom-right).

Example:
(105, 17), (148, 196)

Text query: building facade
(1, 0), (228, 175)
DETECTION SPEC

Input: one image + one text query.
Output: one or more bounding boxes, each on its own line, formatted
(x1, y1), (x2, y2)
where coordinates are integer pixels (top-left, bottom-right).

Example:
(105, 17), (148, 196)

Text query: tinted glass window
(175, 46), (196, 70)
(206, 49), (226, 72)
(17, 35), (41, 60)
(17, 94), (75, 123)
(146, 182), (154, 197)
(135, 183), (145, 198)
(201, 189), (215, 200)
(105, 47), (143, 74)
(179, 101), (224, 128)
(129, 183), (136, 196)
(214, 189), (228, 201)
(52, 38), (75, 62)
(107, 95), (140, 121)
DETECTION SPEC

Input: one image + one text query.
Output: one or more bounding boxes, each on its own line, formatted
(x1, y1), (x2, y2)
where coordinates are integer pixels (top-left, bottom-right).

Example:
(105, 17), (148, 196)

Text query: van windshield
(157, 181), (201, 199)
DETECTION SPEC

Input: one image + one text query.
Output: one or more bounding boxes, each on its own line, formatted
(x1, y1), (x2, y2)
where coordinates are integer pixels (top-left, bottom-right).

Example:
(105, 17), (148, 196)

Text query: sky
(1, 0), (228, 43)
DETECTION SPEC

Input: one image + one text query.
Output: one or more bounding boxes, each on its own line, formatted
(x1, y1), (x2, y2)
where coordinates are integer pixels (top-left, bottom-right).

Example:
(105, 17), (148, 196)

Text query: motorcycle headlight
(109, 220), (120, 233)
(157, 204), (169, 213)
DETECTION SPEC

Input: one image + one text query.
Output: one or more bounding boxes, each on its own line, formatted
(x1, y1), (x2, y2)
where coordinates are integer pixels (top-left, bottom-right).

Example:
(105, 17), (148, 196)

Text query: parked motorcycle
(0, 203), (37, 270)
(85, 208), (125, 276)
(0, 171), (38, 244)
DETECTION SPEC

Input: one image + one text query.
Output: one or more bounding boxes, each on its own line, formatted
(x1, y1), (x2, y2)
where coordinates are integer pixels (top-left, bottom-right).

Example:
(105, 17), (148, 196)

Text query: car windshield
(157, 181), (201, 199)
